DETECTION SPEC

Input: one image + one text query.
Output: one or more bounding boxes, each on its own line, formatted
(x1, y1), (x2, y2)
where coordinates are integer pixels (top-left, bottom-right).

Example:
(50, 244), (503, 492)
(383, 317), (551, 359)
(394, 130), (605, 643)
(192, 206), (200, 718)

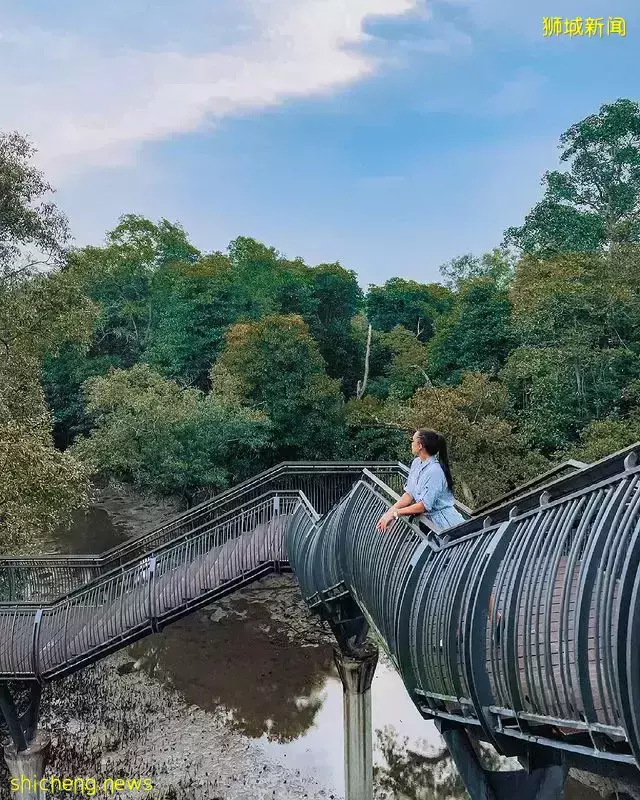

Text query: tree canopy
(4, 97), (640, 549)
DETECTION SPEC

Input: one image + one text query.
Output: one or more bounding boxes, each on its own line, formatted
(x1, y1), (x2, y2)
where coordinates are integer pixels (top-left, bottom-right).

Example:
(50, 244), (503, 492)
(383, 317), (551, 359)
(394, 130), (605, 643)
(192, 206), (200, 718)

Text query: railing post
(333, 641), (379, 800)
(147, 557), (158, 633)
(3, 731), (51, 800)
(32, 610), (43, 683)
(273, 495), (282, 574)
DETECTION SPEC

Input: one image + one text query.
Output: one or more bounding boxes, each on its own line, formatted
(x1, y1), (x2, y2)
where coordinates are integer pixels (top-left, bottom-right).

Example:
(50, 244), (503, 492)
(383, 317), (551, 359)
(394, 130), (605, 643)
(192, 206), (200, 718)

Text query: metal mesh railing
(286, 443), (640, 769)
(0, 462), (409, 603)
(0, 490), (306, 680)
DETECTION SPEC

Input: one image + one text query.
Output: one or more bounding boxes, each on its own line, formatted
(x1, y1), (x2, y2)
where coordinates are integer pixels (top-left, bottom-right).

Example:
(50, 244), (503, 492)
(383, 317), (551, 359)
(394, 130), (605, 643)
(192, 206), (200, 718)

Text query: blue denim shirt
(404, 455), (457, 513)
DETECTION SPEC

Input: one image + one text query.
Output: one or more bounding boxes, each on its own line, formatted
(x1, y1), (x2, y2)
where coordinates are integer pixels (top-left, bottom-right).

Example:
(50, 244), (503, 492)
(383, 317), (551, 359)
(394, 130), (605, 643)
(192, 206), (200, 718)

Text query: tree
(366, 278), (453, 342)
(427, 277), (514, 385)
(503, 247), (640, 452)
(569, 416), (640, 464)
(366, 326), (432, 401)
(66, 215), (201, 369)
(439, 249), (513, 290)
(309, 262), (363, 395)
(144, 253), (246, 388)
(397, 373), (549, 506)
(211, 315), (346, 461)
(42, 216), (202, 444)
(0, 132), (95, 550)
(504, 99), (640, 256)
(71, 364), (270, 503)
(344, 396), (406, 461)
(501, 344), (639, 453)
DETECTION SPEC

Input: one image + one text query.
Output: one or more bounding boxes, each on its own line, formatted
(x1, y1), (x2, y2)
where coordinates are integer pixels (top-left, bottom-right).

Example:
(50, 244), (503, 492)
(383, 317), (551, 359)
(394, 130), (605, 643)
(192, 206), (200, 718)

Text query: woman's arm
(376, 492), (421, 531)
(391, 492), (414, 510)
(394, 500), (426, 516)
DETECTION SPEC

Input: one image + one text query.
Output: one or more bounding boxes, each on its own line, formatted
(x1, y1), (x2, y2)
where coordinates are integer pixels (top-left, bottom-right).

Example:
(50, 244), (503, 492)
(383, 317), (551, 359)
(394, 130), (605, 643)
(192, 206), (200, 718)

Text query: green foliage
(42, 344), (115, 448)
(505, 99), (640, 255)
(67, 215), (199, 369)
(211, 315), (346, 461)
(401, 373), (549, 507)
(0, 132), (94, 550)
(365, 326), (431, 400)
(569, 416), (640, 464)
(344, 396), (407, 461)
(309, 262), (363, 394)
(504, 246), (640, 452)
(439, 249), (513, 290)
(366, 278), (453, 342)
(144, 254), (246, 387)
(428, 277), (513, 385)
(71, 364), (270, 501)
(501, 345), (639, 452)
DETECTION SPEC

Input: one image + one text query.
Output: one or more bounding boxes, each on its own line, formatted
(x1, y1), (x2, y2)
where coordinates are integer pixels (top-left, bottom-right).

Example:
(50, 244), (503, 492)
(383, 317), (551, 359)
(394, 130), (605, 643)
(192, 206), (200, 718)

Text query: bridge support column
(437, 721), (567, 800)
(3, 731), (51, 800)
(333, 641), (379, 800)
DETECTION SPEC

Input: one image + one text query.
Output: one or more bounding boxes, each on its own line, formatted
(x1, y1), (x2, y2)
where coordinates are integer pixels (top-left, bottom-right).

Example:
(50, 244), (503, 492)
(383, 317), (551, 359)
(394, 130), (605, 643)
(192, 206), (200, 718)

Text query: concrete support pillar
(333, 641), (379, 800)
(3, 731), (51, 799)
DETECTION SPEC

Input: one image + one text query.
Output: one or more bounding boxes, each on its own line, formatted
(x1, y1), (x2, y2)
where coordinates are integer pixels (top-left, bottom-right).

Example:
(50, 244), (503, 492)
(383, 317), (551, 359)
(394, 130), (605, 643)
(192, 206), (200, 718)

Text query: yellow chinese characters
(542, 16), (627, 37)
(608, 17), (627, 36)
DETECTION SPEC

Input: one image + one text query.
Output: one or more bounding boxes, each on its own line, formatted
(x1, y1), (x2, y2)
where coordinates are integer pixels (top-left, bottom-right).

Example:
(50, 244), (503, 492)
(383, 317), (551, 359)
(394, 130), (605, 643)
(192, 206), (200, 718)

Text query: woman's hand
(376, 510), (395, 532)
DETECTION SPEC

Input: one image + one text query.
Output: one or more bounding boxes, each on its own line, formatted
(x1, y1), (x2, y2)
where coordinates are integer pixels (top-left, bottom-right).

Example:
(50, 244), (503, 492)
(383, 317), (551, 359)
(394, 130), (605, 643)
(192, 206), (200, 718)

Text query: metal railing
(0, 490), (313, 681)
(286, 442), (640, 771)
(0, 462), (409, 603)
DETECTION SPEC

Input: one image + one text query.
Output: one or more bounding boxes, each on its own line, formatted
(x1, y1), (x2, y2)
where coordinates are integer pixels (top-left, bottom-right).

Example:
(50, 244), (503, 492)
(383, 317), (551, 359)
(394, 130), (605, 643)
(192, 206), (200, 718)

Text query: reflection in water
(374, 726), (466, 799)
(128, 597), (336, 743)
(373, 726), (605, 800)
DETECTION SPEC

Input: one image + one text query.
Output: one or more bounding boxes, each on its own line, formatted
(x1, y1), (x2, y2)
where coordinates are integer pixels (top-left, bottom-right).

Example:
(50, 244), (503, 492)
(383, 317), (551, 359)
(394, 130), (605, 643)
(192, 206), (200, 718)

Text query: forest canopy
(3, 98), (640, 549)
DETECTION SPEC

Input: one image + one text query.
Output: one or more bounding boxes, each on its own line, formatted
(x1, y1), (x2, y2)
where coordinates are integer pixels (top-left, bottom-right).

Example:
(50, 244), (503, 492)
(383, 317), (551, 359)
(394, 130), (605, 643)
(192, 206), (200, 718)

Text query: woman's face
(410, 432), (422, 457)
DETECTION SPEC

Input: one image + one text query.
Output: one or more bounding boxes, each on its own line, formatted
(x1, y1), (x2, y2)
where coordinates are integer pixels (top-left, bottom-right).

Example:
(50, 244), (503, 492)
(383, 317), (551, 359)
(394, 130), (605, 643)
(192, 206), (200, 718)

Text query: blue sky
(0, 0), (638, 287)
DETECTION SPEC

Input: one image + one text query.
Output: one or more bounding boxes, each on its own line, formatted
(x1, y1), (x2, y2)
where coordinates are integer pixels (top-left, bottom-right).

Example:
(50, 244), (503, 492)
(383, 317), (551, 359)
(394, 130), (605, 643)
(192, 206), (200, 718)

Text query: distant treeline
(2, 98), (640, 550)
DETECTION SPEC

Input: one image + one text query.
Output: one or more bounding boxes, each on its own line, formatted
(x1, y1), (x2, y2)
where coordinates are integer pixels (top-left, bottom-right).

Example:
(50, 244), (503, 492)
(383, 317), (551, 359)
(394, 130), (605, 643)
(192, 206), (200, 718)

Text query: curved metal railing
(0, 462), (409, 603)
(286, 443), (640, 770)
(0, 490), (317, 681)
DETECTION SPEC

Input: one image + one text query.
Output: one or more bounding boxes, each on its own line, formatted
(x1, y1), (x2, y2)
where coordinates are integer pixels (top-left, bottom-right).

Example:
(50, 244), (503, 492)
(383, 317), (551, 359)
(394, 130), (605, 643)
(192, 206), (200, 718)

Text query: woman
(376, 429), (466, 532)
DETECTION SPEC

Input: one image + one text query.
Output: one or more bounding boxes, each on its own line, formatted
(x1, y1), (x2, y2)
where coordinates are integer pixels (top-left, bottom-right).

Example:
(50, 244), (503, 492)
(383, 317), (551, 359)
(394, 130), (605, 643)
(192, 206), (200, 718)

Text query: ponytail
(415, 428), (454, 491)
(437, 434), (454, 492)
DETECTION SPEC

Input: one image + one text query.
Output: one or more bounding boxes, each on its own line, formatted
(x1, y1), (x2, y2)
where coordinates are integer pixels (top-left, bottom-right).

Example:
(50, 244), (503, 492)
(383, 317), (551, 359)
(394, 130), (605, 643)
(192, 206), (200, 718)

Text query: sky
(1, 0), (638, 287)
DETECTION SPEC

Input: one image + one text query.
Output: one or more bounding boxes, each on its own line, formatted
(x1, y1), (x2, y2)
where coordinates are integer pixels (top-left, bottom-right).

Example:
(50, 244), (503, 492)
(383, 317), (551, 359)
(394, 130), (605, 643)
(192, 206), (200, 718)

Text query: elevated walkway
(286, 443), (640, 787)
(0, 462), (408, 680)
(5, 447), (639, 798)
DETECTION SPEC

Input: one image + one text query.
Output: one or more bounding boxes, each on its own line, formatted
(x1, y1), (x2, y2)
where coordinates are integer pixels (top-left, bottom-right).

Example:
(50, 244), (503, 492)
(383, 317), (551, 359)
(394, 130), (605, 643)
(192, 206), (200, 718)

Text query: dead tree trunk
(356, 324), (372, 400)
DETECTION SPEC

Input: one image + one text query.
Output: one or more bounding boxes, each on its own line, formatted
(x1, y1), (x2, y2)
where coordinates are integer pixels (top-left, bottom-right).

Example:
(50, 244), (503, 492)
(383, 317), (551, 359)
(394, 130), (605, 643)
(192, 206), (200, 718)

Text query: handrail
(96, 460), (408, 559)
(0, 461), (407, 566)
(0, 489), (316, 680)
(287, 443), (640, 771)
(444, 442), (640, 539)
(361, 467), (472, 535)
(472, 457), (589, 515)
(0, 490), (307, 606)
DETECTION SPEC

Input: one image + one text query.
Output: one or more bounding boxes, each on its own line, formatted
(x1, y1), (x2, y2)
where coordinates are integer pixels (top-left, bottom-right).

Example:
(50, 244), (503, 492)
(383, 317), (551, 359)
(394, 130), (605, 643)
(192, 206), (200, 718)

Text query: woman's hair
(415, 429), (454, 491)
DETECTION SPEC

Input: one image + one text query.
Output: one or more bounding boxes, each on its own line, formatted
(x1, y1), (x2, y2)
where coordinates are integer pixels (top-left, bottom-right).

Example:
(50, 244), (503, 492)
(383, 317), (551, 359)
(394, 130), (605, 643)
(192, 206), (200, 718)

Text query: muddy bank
(42, 481), (183, 555)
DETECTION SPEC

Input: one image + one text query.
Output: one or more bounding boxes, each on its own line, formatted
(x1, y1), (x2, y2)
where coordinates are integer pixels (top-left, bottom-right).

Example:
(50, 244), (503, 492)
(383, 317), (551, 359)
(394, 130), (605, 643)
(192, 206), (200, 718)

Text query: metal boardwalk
(0, 462), (407, 681)
(286, 444), (640, 777)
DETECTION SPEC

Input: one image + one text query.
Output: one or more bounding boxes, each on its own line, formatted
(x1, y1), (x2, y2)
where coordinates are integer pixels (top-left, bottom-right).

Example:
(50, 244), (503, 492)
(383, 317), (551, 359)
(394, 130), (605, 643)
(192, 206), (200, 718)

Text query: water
(35, 491), (606, 799)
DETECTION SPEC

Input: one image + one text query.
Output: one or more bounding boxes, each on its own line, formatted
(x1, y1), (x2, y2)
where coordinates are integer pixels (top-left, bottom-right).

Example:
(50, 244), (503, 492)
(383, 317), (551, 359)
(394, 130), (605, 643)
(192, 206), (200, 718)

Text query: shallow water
(34, 490), (605, 799)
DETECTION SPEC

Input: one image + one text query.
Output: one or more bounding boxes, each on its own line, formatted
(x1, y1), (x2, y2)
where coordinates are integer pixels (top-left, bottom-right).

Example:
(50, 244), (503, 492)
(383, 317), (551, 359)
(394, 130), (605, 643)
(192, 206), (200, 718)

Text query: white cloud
(0, 0), (420, 179)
